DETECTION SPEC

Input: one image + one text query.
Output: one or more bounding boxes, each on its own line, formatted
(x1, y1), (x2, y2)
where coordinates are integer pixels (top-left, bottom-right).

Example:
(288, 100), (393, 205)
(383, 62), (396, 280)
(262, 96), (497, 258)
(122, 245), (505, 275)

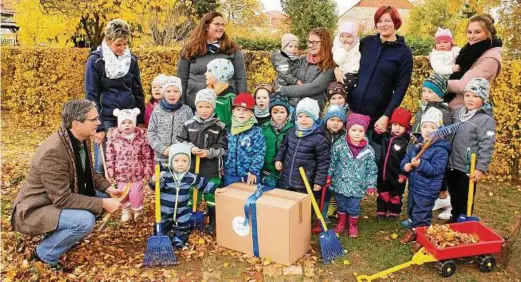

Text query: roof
(355, 0), (413, 9)
(1, 0), (16, 13)
(265, 10), (287, 19)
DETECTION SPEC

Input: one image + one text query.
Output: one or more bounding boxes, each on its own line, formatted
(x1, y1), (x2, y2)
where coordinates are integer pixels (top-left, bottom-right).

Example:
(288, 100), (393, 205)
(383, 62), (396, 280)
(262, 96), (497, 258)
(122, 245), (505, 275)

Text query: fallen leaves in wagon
(426, 224), (480, 248)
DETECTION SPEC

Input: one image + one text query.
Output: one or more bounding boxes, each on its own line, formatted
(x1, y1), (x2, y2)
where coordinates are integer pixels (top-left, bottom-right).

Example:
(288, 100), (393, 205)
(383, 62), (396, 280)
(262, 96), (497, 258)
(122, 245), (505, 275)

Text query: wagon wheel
(436, 260), (457, 278)
(477, 255), (496, 272)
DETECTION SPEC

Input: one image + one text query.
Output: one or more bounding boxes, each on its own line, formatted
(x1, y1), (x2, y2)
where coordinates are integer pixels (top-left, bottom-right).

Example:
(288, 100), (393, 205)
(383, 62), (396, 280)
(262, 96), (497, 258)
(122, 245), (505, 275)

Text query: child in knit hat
(429, 27), (461, 78)
(327, 82), (349, 112)
(332, 22), (361, 94)
(223, 93), (266, 186)
(271, 33), (302, 88)
(147, 76), (194, 164)
(145, 74), (167, 128)
(328, 113), (376, 237)
(399, 107), (451, 243)
(275, 98), (330, 197)
(375, 107), (412, 221)
(411, 73), (453, 219)
(152, 143), (219, 247)
(106, 108), (153, 222)
(254, 84), (274, 125)
(261, 93), (294, 188)
(205, 58), (236, 128)
(446, 78), (496, 221)
(310, 105), (346, 233)
(177, 88), (227, 234)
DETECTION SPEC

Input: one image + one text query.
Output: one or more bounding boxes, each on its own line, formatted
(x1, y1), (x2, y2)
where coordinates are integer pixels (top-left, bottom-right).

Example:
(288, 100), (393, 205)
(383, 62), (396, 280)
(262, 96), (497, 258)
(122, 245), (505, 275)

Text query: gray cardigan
(147, 104), (194, 164)
(177, 50), (248, 110)
(448, 107), (496, 173)
(279, 56), (335, 109)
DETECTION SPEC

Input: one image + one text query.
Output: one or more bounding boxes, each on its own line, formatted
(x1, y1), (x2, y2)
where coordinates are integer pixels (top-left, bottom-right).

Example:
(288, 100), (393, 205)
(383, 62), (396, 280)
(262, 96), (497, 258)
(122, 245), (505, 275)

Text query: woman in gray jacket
(177, 12), (248, 110)
(277, 27), (335, 110)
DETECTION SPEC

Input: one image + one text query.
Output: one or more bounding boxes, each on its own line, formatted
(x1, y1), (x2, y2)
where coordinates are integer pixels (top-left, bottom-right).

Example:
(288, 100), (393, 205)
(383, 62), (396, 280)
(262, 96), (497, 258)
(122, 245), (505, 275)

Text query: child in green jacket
(205, 58), (236, 128)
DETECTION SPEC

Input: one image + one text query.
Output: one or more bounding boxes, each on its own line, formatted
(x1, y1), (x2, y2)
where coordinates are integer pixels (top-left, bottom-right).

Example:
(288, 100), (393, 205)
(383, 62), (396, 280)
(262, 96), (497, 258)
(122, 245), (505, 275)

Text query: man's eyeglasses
(85, 116), (99, 122)
(307, 40), (321, 46)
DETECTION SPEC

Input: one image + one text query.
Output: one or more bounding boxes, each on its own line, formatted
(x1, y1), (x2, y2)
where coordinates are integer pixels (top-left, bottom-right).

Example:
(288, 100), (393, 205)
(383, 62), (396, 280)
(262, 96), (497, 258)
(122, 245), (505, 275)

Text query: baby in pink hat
(429, 27), (461, 78)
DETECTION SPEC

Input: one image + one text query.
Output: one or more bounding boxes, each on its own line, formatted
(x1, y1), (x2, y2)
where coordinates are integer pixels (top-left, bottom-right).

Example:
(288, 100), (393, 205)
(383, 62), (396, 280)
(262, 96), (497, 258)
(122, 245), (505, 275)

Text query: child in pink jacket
(106, 108), (153, 222)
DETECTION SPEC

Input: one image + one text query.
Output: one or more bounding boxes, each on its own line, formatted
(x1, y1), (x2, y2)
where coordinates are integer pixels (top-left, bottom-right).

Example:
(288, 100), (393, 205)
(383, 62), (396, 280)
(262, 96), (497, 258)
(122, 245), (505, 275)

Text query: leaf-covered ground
(2, 120), (520, 281)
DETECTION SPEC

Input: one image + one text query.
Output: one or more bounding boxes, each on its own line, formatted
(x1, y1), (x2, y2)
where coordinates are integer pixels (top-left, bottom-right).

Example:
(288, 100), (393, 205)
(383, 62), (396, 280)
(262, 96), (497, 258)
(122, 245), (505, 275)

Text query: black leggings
(446, 169), (477, 220)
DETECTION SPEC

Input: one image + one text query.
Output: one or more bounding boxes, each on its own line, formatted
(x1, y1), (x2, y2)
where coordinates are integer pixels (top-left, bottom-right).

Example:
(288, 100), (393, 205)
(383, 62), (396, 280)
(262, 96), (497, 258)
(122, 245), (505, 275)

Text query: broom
(191, 156), (205, 231)
(144, 164), (177, 267)
(299, 167), (344, 264)
(413, 123), (462, 159)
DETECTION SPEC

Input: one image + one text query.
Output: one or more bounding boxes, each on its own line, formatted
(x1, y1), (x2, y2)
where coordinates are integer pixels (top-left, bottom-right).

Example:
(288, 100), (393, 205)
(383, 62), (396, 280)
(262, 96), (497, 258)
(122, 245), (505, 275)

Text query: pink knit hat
(434, 27), (453, 43)
(346, 113), (371, 132)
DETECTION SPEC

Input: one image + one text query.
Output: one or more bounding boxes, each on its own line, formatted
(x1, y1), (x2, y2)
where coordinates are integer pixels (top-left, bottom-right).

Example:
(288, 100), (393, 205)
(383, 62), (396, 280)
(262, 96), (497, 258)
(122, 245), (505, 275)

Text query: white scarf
(101, 40), (131, 79)
(459, 107), (478, 122)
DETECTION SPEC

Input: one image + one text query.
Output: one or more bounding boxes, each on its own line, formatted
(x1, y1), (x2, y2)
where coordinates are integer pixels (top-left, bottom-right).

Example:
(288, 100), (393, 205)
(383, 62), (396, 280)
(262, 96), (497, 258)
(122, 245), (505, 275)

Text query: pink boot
(348, 216), (359, 238)
(311, 221), (323, 234)
(333, 212), (347, 233)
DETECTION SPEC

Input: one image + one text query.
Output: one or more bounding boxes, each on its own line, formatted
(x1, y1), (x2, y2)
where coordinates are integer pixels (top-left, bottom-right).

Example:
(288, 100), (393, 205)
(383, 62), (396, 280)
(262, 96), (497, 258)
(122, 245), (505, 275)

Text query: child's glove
(366, 188), (376, 196)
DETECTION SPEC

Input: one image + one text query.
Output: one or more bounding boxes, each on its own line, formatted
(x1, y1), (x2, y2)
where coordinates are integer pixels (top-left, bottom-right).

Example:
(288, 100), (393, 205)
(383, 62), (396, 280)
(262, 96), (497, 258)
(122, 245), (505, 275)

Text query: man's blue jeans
(35, 191), (109, 265)
(93, 121), (116, 175)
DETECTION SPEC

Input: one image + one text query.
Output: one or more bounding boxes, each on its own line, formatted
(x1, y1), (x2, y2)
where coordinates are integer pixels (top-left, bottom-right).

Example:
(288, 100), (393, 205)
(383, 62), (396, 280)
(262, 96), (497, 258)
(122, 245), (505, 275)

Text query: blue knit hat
(324, 105), (346, 122)
(423, 73), (447, 98)
(207, 59), (234, 84)
(269, 93), (291, 113)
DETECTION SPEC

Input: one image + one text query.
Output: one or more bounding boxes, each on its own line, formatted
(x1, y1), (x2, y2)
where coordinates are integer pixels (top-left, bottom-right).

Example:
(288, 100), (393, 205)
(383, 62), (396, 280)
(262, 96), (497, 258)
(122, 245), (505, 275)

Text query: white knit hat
(421, 107), (443, 128)
(334, 21), (359, 49)
(162, 76), (182, 94)
(195, 89), (217, 109)
(113, 108), (140, 128)
(296, 98), (320, 121)
(152, 74), (168, 85)
(434, 27), (453, 43)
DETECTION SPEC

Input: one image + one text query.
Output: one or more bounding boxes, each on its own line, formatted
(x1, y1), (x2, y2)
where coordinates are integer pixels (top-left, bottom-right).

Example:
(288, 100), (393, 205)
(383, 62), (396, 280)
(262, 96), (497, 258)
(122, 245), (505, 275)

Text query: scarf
(271, 119), (288, 131)
(459, 107), (479, 122)
(212, 83), (230, 96)
(346, 135), (367, 158)
(160, 98), (183, 112)
(295, 120), (321, 138)
(231, 116), (257, 135)
(58, 126), (95, 196)
(450, 38), (502, 80)
(254, 106), (270, 119)
(207, 41), (220, 54)
(101, 40), (131, 79)
(306, 53), (323, 65)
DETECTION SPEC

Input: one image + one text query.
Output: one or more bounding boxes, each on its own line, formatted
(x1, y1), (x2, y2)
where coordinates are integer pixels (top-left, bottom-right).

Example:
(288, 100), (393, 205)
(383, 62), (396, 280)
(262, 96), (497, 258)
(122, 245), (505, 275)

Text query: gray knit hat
(281, 33), (299, 50)
(464, 77), (490, 103)
(195, 89), (217, 109)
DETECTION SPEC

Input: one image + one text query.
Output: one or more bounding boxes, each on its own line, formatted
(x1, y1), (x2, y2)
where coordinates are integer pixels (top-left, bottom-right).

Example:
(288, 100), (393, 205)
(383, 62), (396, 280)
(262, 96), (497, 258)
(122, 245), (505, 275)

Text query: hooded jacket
(401, 137), (451, 200)
(224, 125), (266, 177)
(262, 121), (294, 174)
(85, 47), (145, 131)
(177, 115), (228, 178)
(349, 34), (413, 124)
(448, 107), (496, 173)
(275, 126), (330, 190)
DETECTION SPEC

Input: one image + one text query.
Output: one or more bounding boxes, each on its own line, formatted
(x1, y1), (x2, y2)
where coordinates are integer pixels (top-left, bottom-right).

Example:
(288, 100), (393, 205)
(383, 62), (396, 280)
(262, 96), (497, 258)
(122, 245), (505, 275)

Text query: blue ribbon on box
(243, 184), (276, 257)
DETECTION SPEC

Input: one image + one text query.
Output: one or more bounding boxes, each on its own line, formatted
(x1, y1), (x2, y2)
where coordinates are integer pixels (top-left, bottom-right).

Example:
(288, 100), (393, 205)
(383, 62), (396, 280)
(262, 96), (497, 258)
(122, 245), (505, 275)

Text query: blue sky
(261, 0), (359, 14)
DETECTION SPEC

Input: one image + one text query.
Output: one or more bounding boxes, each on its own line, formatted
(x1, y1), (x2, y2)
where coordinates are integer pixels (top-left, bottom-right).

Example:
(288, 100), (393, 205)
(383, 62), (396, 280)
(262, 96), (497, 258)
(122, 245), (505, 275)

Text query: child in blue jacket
(399, 107), (451, 243)
(152, 143), (218, 247)
(223, 93), (266, 186)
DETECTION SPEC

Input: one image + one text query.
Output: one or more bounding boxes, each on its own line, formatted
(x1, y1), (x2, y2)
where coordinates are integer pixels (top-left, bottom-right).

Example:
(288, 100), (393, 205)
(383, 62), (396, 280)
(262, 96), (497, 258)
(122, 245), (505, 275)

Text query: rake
(144, 164), (177, 267)
(414, 123), (462, 159)
(191, 156), (205, 231)
(299, 167), (344, 264)
(98, 182), (131, 231)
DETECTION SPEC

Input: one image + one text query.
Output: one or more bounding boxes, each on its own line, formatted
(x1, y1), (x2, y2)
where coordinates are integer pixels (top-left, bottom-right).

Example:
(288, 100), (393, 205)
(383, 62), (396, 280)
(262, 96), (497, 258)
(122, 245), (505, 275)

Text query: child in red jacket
(106, 108), (153, 222)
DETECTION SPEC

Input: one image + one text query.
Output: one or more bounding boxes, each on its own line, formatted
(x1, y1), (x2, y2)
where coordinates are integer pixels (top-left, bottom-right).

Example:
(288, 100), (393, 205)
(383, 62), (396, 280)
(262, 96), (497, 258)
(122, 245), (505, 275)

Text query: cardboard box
(216, 183), (311, 265)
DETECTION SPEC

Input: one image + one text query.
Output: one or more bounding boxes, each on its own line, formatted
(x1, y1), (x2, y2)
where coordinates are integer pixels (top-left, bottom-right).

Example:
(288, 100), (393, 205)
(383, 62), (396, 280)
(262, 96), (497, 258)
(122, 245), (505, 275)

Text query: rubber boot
(311, 221), (323, 234)
(348, 216), (359, 238)
(333, 212), (347, 233)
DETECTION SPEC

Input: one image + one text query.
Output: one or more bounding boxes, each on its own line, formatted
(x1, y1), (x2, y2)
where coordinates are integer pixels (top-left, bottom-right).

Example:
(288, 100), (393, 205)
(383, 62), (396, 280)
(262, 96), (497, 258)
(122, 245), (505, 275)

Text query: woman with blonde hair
(177, 12), (247, 110)
(85, 19), (145, 176)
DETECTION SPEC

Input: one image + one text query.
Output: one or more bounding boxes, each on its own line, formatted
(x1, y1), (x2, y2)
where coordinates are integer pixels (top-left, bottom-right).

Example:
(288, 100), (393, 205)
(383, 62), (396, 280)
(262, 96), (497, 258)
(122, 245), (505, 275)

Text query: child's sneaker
(121, 208), (131, 222)
(432, 196), (451, 211)
(401, 219), (412, 229)
(438, 208), (452, 220)
(133, 208), (143, 220)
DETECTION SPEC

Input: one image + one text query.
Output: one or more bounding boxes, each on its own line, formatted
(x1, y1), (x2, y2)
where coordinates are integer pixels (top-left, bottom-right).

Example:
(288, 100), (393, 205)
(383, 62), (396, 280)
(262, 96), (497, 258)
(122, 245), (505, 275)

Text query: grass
(1, 120), (521, 281)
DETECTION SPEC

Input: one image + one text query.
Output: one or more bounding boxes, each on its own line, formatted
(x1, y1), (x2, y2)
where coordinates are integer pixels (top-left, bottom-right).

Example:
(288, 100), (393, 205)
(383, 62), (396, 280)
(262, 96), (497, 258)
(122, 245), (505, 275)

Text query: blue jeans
(36, 191), (109, 265)
(334, 193), (362, 217)
(93, 121), (117, 175)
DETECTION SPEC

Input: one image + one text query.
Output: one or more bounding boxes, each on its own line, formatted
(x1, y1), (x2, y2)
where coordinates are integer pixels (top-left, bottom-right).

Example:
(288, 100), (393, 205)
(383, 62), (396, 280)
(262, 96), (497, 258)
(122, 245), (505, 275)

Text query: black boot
(30, 248), (72, 272)
(205, 206), (216, 235)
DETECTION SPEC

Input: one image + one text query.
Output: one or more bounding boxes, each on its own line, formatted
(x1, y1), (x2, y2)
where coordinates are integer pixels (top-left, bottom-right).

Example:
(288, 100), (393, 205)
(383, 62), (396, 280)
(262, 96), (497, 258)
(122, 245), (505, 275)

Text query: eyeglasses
(84, 116), (100, 122)
(306, 40), (321, 46)
(211, 22), (226, 27)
